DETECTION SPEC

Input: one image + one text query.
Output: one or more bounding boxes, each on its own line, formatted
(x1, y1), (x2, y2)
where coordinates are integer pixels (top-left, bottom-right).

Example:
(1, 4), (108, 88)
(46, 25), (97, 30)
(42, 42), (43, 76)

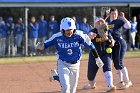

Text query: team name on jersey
(96, 38), (107, 42)
(58, 42), (80, 48)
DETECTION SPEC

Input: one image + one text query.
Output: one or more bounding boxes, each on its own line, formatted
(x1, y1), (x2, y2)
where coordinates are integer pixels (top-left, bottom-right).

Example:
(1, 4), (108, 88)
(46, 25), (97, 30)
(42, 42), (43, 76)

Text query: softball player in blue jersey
(36, 17), (104, 93)
(108, 8), (132, 89)
(83, 18), (116, 92)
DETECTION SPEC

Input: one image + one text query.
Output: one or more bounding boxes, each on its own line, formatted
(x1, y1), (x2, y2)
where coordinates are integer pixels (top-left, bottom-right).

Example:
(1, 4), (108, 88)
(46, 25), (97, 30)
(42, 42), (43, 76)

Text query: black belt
(66, 61), (78, 64)
(59, 59), (79, 64)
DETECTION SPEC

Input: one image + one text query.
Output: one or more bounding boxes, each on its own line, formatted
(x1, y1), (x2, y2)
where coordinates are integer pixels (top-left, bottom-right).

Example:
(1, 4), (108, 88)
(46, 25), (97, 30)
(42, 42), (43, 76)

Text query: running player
(36, 17), (104, 93)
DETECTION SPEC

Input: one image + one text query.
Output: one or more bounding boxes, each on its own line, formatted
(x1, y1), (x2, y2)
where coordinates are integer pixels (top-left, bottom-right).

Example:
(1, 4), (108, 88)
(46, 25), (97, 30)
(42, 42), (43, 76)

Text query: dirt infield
(0, 57), (140, 93)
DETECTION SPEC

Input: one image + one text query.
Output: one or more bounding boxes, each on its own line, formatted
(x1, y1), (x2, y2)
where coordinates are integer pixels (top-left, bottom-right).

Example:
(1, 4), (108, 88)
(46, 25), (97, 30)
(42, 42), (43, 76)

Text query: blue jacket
(48, 20), (59, 34)
(130, 20), (137, 32)
(0, 22), (7, 37)
(6, 22), (15, 36)
(79, 22), (91, 34)
(37, 20), (47, 38)
(75, 22), (80, 30)
(15, 23), (24, 35)
(28, 23), (39, 38)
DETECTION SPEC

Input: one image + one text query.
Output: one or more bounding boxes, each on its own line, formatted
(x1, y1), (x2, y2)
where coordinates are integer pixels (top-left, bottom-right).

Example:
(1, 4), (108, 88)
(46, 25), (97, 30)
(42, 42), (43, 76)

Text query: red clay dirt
(0, 57), (139, 93)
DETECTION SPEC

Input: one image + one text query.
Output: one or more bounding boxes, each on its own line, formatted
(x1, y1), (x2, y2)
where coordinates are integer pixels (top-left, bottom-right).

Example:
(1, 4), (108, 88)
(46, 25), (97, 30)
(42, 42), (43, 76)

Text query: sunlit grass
(0, 50), (139, 64)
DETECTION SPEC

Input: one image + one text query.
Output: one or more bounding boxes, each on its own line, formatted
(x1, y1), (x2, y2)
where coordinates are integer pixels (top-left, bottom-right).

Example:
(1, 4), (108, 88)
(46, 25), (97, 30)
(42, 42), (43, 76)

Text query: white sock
(116, 70), (123, 82)
(121, 67), (130, 82)
(89, 79), (96, 86)
(104, 71), (113, 87)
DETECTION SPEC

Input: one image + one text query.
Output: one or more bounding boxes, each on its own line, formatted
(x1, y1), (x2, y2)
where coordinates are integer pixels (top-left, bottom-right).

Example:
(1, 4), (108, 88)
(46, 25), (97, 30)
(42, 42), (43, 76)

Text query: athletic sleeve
(44, 32), (62, 49)
(76, 30), (95, 49)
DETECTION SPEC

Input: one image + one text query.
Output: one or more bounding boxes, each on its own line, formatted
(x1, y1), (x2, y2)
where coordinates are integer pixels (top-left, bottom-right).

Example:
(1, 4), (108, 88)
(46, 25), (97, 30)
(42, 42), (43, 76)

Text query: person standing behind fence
(79, 17), (91, 34)
(37, 15), (47, 42)
(37, 15), (47, 55)
(28, 16), (39, 56)
(15, 17), (24, 55)
(72, 16), (79, 30)
(48, 15), (59, 54)
(6, 17), (15, 57)
(129, 16), (138, 51)
(48, 15), (59, 36)
(79, 17), (91, 53)
(0, 17), (7, 57)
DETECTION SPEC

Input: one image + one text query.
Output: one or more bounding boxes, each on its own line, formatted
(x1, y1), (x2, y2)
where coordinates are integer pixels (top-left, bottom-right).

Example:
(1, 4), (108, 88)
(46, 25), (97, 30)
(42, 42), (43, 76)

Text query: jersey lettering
(67, 49), (73, 55)
(58, 42), (79, 48)
(96, 38), (106, 42)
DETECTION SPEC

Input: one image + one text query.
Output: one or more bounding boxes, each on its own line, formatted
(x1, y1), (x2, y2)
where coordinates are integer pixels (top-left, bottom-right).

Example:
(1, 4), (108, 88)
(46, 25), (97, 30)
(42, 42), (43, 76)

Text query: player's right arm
(36, 32), (62, 50)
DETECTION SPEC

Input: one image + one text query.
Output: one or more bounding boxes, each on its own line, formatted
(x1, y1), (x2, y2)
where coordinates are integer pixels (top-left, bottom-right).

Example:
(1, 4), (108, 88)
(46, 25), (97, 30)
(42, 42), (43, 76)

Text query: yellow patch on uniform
(96, 38), (106, 42)
(108, 24), (115, 29)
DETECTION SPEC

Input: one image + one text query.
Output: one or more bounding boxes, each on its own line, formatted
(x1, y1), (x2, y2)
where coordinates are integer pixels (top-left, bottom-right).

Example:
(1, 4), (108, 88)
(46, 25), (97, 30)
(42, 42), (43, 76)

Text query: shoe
(106, 85), (116, 92)
(134, 48), (139, 51)
(129, 48), (133, 51)
(29, 53), (32, 57)
(83, 82), (96, 90)
(125, 81), (132, 88)
(116, 81), (127, 90)
(33, 53), (36, 56)
(49, 69), (59, 82)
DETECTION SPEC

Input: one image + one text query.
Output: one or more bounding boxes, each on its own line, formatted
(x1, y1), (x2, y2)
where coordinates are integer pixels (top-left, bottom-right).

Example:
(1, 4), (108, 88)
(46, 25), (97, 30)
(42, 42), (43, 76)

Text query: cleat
(49, 69), (59, 82)
(83, 82), (96, 90)
(106, 85), (116, 92)
(125, 81), (132, 88)
(116, 81), (127, 90)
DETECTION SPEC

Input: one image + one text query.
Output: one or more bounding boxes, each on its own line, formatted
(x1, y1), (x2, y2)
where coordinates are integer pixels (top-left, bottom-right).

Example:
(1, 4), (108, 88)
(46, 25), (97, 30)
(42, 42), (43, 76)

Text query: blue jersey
(37, 20), (47, 38)
(44, 30), (95, 62)
(108, 19), (124, 40)
(130, 20), (137, 32)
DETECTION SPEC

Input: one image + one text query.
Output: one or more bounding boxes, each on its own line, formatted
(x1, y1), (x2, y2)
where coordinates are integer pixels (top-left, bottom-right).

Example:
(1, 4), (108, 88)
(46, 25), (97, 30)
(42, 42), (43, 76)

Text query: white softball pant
(57, 59), (80, 93)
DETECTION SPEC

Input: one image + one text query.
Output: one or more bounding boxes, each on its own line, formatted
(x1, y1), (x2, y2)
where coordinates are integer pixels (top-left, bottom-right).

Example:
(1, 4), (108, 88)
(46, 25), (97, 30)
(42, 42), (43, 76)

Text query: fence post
(24, 7), (29, 56)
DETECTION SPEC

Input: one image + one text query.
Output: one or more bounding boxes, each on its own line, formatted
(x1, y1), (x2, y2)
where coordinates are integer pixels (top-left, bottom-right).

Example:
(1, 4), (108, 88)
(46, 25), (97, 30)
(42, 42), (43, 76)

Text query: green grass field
(0, 51), (140, 64)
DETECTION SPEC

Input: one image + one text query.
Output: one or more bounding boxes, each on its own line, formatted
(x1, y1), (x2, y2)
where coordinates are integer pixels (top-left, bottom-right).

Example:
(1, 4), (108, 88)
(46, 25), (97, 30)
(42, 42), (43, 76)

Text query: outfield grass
(0, 51), (140, 64)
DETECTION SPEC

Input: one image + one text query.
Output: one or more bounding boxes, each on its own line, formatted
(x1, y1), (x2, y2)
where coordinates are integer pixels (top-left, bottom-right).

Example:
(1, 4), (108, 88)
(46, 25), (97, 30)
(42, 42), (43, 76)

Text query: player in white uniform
(36, 17), (104, 93)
